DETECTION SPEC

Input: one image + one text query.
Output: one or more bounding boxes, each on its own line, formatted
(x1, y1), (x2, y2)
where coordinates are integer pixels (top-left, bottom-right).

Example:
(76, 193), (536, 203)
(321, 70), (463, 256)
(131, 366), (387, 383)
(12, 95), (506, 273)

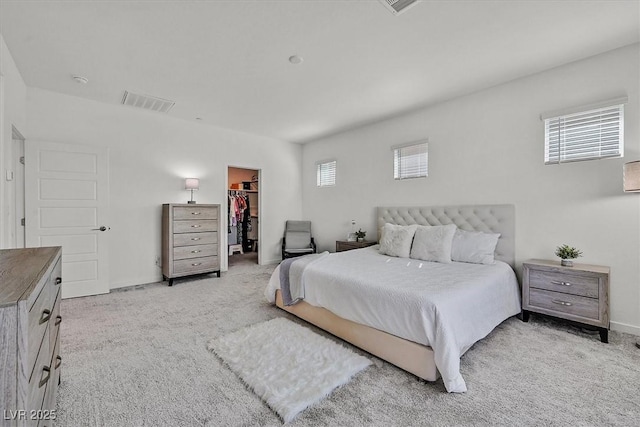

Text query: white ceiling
(1, 0), (638, 143)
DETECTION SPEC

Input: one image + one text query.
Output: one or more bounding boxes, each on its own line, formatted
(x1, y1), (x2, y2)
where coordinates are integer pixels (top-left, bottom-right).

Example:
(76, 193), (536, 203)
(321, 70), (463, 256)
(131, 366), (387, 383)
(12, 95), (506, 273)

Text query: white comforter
(264, 246), (521, 393)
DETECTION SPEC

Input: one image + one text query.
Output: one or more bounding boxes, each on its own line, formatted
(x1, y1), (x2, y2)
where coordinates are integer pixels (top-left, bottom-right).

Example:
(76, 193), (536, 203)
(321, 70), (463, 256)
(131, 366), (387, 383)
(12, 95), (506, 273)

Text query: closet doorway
(227, 167), (260, 268)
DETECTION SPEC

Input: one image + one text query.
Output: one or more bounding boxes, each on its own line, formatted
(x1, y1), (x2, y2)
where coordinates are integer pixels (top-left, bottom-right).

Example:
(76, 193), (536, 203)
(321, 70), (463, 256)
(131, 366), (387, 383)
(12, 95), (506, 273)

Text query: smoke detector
(121, 90), (175, 113)
(379, 0), (420, 16)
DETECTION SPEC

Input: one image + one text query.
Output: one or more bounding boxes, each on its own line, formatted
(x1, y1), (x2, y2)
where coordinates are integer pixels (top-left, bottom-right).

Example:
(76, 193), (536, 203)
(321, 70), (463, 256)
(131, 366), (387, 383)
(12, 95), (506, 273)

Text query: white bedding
(265, 245), (521, 393)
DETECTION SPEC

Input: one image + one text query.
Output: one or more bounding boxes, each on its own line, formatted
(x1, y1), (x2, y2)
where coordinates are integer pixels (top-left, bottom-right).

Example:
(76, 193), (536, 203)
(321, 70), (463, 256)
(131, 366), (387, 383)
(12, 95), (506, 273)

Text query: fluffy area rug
(207, 317), (371, 423)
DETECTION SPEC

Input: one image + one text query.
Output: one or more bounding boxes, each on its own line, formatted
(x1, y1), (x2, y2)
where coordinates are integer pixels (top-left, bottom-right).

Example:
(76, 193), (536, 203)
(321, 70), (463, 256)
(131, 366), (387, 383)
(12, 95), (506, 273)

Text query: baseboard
(110, 275), (163, 290)
(261, 258), (282, 265)
(610, 321), (640, 337)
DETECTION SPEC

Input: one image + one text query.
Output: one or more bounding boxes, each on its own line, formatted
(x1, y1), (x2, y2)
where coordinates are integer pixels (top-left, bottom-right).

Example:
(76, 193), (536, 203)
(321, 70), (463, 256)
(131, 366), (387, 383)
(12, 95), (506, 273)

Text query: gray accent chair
(282, 220), (317, 259)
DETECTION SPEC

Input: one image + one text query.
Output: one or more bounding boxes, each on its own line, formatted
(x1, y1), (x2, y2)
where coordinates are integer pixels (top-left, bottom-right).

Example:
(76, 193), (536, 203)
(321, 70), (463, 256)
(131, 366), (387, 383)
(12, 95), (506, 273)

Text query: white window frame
(316, 159), (337, 187)
(542, 97), (626, 165)
(393, 140), (428, 180)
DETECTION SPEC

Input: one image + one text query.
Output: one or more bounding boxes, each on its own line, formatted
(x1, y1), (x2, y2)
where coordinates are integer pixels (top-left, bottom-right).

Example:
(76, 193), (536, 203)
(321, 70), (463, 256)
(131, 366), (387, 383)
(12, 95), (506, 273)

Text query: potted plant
(555, 244), (583, 267)
(355, 229), (366, 242)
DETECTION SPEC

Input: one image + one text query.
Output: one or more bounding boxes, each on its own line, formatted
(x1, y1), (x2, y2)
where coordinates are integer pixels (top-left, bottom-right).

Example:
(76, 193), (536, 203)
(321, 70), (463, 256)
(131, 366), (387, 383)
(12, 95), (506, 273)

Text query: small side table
(336, 240), (377, 252)
(522, 259), (610, 343)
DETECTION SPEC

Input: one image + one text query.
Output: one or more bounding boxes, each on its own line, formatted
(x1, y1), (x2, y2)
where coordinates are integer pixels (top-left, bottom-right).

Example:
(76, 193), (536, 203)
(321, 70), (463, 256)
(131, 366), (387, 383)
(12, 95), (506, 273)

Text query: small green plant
(355, 228), (366, 239)
(555, 244), (583, 260)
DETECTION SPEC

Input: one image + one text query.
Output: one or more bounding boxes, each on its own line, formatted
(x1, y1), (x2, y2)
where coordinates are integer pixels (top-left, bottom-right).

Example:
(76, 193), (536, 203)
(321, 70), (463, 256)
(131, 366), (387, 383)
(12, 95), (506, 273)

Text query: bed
(264, 205), (521, 393)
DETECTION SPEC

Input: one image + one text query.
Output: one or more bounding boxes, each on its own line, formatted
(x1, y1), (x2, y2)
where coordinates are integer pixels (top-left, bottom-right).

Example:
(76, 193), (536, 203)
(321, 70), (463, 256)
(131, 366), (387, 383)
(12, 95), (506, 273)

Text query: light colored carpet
(55, 262), (640, 426)
(208, 317), (371, 423)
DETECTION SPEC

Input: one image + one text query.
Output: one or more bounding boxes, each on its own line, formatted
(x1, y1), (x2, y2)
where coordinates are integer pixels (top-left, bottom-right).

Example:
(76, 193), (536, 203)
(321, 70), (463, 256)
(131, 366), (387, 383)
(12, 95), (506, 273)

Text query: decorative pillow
(378, 224), (418, 258)
(410, 224), (457, 263)
(451, 229), (501, 265)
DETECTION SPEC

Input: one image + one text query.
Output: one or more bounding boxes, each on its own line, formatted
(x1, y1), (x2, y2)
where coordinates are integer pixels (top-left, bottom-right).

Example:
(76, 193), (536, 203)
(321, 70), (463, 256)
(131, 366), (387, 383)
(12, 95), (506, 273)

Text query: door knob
(92, 226), (108, 231)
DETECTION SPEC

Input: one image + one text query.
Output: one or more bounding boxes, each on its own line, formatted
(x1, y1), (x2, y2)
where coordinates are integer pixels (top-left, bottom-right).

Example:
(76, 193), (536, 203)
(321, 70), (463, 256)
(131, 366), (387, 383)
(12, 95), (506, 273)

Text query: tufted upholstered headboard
(377, 205), (515, 268)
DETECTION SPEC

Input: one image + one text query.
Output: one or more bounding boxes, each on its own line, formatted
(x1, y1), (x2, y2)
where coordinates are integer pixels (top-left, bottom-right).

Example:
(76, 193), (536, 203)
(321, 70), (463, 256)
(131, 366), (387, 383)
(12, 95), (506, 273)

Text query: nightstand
(522, 259), (610, 343)
(336, 240), (377, 252)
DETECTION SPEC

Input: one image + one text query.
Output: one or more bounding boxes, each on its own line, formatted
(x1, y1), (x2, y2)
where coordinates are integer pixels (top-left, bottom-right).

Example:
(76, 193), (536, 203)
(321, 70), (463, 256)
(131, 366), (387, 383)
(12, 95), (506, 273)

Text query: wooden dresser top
(0, 247), (61, 307)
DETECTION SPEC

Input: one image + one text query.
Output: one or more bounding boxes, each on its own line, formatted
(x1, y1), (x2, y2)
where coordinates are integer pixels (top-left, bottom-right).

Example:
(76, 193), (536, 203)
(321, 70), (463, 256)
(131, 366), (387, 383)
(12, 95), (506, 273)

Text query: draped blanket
(279, 252), (329, 306)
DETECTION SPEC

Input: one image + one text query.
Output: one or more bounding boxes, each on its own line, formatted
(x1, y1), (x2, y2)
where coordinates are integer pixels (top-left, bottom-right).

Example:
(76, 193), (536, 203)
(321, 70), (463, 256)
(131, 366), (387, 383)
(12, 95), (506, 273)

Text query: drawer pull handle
(551, 280), (571, 286)
(55, 356), (62, 369)
(55, 277), (62, 285)
(191, 250), (201, 253)
(552, 299), (573, 307)
(192, 237), (201, 241)
(192, 225), (201, 228)
(39, 366), (51, 388)
(40, 309), (51, 324)
(55, 315), (62, 326)
(192, 262), (202, 266)
(192, 212), (201, 215)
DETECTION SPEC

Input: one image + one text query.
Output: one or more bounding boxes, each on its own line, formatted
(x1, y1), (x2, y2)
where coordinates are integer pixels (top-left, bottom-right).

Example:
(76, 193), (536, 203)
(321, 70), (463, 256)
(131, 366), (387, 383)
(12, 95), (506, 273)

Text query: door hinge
(19, 156), (25, 165)
(21, 218), (25, 226)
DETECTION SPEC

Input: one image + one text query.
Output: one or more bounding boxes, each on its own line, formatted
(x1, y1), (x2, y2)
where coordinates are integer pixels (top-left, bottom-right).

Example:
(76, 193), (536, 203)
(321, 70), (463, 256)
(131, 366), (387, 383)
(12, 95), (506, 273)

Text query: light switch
(5, 170), (14, 181)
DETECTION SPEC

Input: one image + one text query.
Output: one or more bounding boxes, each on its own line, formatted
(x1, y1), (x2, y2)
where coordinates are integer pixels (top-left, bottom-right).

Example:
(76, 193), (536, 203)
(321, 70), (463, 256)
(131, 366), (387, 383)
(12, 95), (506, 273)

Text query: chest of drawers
(162, 204), (221, 285)
(0, 247), (62, 426)
(522, 259), (610, 342)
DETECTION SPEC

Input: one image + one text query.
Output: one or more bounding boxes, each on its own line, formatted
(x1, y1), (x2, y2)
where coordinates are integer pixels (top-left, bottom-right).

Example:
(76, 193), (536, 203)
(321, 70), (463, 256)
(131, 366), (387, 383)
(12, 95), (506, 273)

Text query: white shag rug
(207, 317), (371, 423)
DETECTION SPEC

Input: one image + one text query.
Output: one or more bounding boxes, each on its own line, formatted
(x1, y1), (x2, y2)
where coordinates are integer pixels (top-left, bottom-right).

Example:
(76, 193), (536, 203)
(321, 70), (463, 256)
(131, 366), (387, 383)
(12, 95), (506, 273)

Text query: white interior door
(25, 140), (109, 298)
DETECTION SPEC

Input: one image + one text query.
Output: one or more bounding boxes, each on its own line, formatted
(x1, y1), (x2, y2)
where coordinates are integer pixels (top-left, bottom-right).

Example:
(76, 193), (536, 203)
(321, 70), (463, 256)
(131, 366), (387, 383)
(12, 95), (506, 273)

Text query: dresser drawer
(173, 206), (218, 220)
(529, 288), (599, 320)
(173, 219), (218, 234)
(173, 256), (219, 274)
(173, 244), (218, 260)
(173, 231), (218, 247)
(529, 269), (599, 298)
(28, 284), (52, 379)
(50, 287), (61, 354)
(28, 329), (50, 411)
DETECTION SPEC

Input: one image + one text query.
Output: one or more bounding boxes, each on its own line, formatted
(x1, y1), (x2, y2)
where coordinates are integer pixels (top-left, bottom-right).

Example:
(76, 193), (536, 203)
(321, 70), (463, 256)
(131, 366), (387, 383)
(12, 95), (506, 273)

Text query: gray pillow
(451, 229), (500, 265)
(410, 224), (457, 263)
(378, 224), (418, 258)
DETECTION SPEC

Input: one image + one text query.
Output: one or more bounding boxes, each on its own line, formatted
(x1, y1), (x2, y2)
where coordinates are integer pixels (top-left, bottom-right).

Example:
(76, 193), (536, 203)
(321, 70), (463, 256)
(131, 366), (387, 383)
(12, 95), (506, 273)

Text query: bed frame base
(275, 290), (438, 381)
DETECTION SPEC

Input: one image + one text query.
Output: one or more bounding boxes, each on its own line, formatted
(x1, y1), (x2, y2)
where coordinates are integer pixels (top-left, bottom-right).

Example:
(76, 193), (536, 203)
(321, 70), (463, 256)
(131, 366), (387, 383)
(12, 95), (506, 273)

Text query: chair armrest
(310, 237), (317, 253)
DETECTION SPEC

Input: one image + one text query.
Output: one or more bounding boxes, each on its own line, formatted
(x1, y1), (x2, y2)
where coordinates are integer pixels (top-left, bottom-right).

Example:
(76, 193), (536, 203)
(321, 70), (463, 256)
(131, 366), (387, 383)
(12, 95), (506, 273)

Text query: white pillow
(378, 224), (418, 258)
(451, 229), (500, 265)
(410, 224), (457, 263)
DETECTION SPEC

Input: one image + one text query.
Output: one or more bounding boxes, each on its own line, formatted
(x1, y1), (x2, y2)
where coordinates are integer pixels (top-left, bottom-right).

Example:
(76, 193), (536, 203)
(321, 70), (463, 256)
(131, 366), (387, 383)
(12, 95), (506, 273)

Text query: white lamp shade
(185, 178), (200, 191)
(623, 161), (640, 192)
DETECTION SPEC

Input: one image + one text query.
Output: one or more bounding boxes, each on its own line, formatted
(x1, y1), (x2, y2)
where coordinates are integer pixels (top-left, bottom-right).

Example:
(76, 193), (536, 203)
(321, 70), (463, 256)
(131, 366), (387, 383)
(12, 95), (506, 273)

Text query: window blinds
(544, 103), (624, 164)
(316, 160), (336, 187)
(393, 141), (428, 179)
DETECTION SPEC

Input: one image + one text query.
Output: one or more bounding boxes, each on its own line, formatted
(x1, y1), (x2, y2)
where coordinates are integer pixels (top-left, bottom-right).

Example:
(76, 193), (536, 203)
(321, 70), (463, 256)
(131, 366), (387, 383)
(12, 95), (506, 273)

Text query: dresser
(335, 240), (377, 252)
(162, 204), (221, 285)
(0, 247), (62, 426)
(522, 259), (610, 343)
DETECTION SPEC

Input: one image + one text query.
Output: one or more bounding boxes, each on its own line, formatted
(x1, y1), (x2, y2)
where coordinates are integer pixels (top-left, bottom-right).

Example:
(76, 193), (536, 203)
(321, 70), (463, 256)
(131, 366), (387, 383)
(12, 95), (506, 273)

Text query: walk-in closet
(228, 167), (259, 267)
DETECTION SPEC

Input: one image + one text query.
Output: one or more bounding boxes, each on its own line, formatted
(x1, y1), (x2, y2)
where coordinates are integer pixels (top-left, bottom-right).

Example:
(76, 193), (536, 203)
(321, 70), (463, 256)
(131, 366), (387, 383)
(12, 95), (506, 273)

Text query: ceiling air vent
(121, 91), (175, 113)
(379, 0), (420, 16)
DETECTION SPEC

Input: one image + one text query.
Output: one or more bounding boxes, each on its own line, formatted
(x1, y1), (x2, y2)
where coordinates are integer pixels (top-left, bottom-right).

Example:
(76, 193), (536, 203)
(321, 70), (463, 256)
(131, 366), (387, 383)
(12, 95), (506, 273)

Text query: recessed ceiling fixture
(288, 55), (303, 64)
(378, 0), (420, 16)
(121, 90), (175, 113)
(72, 75), (88, 84)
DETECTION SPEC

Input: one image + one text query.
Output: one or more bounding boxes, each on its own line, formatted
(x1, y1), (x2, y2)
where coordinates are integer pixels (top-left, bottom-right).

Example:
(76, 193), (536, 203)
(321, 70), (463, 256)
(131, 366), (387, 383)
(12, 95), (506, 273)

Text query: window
(543, 98), (625, 164)
(316, 160), (336, 187)
(393, 140), (428, 180)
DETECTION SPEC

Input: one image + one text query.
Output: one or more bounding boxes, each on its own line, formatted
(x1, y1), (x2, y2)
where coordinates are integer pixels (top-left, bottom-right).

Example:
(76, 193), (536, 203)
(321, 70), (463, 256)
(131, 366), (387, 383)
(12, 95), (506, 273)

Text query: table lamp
(185, 178), (199, 204)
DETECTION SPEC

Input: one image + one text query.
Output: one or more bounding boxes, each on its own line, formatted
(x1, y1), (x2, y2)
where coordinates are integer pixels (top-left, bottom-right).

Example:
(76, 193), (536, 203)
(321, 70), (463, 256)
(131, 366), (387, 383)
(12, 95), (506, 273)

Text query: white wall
(26, 88), (302, 289)
(0, 34), (27, 249)
(302, 44), (640, 335)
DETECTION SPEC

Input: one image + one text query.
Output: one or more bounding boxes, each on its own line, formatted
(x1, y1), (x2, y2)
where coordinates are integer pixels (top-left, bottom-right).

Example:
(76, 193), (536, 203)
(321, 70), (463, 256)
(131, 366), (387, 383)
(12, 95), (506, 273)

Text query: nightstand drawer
(529, 270), (599, 298)
(529, 288), (599, 320)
